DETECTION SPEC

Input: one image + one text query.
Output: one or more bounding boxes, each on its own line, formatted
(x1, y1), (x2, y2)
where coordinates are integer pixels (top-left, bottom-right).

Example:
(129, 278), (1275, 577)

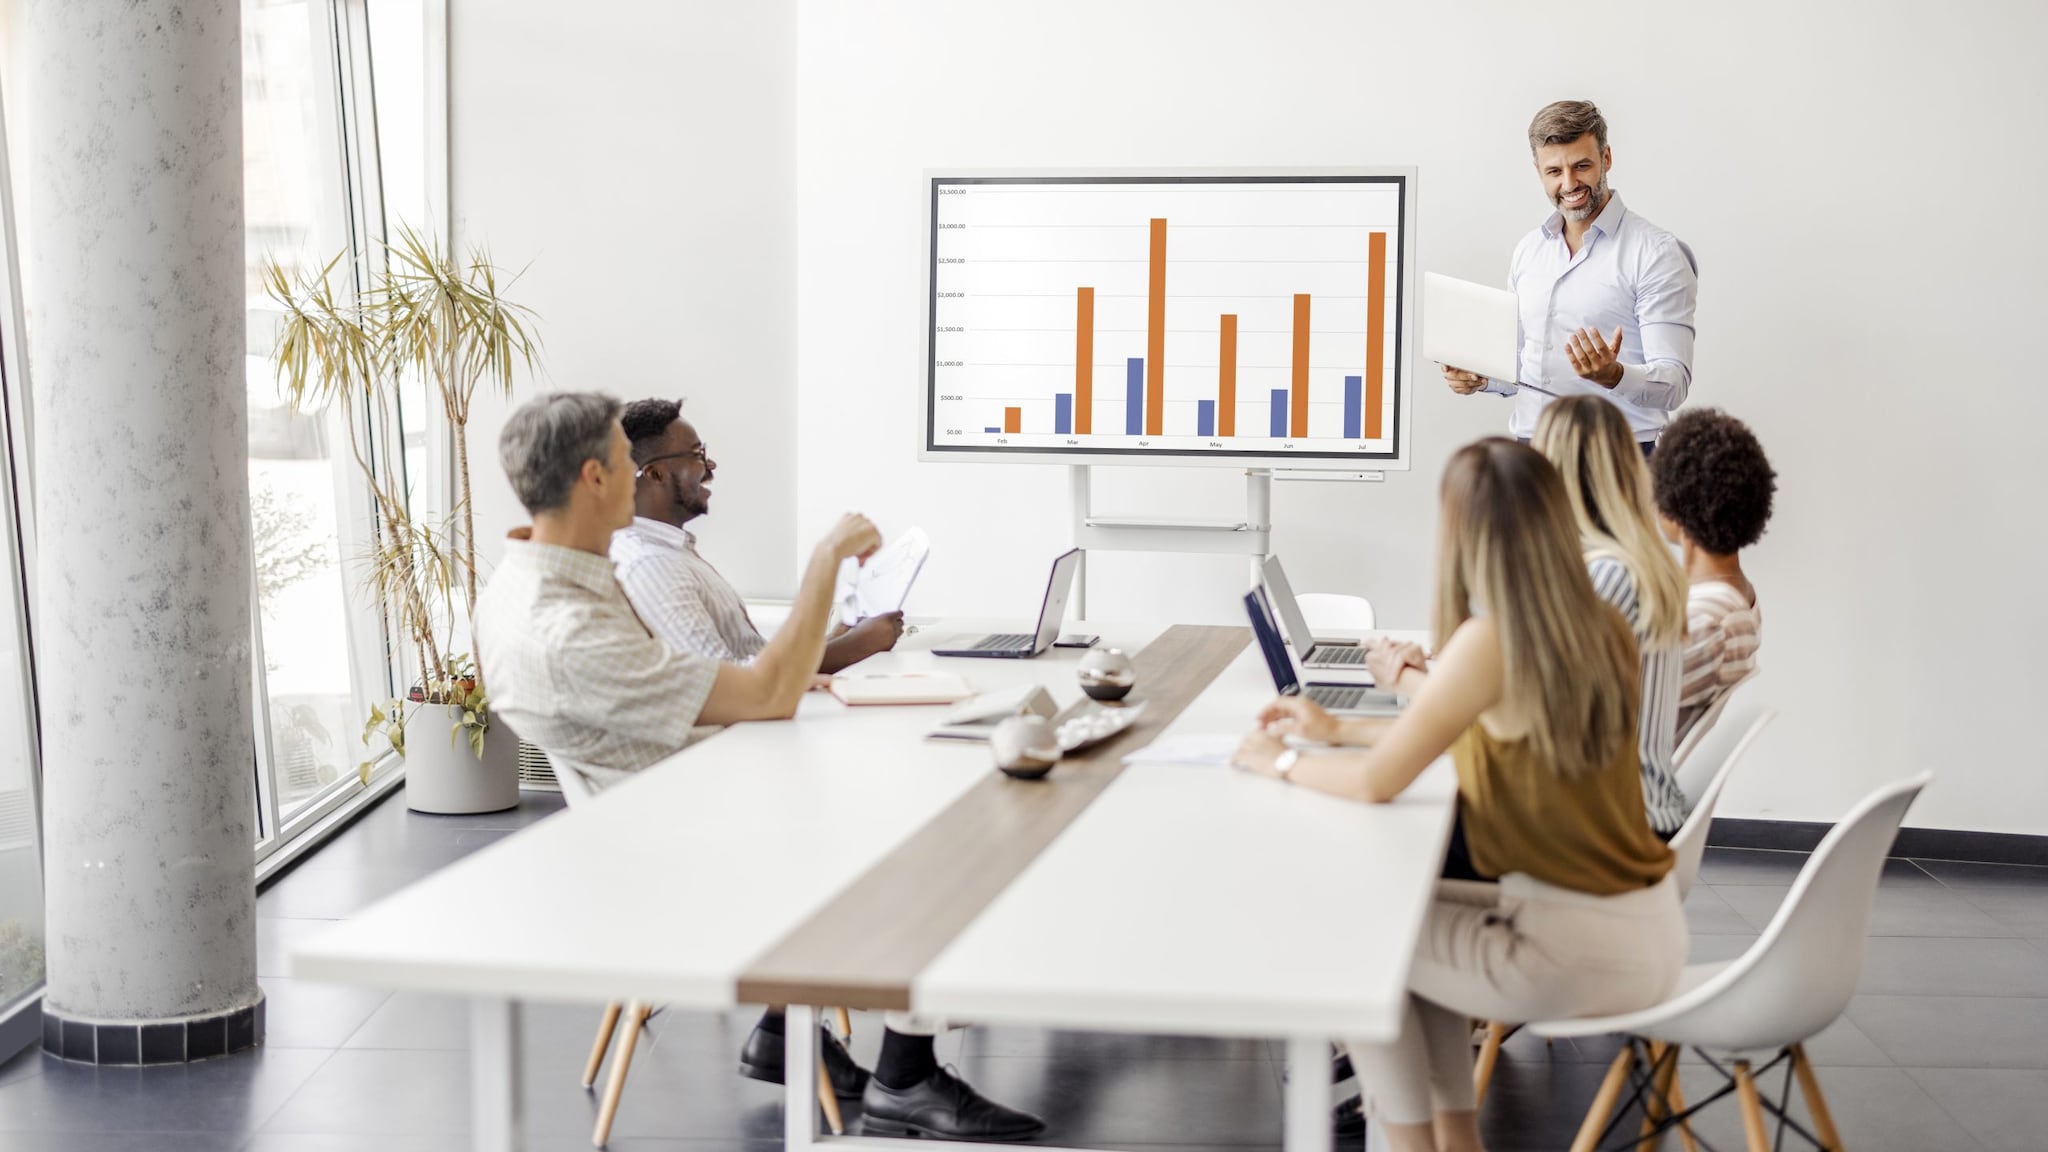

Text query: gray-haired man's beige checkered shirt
(475, 537), (718, 790)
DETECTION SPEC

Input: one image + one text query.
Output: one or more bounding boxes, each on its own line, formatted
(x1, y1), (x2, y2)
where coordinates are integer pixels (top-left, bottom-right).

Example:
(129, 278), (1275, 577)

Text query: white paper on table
(1120, 733), (1241, 768)
(835, 526), (930, 626)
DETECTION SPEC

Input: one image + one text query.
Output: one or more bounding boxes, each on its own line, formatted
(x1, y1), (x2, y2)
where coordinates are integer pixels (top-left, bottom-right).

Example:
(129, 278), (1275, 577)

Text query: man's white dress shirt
(1485, 191), (1699, 441)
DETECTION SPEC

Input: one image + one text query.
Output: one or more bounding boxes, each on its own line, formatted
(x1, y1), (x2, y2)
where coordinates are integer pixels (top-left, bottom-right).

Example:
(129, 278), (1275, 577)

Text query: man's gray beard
(1558, 179), (1609, 222)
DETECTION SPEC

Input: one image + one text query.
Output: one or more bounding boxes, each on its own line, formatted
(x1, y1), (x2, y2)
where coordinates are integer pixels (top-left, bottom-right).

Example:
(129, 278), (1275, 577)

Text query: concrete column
(24, 0), (262, 1062)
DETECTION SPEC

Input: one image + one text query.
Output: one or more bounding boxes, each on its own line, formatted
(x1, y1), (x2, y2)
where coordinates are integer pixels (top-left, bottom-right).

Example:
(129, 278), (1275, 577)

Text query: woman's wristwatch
(1274, 748), (1300, 784)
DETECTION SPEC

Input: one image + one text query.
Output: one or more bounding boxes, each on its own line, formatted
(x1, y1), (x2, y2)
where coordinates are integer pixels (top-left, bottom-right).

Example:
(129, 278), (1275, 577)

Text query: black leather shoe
(860, 1065), (1046, 1141)
(1334, 1092), (1365, 1139)
(738, 1023), (871, 1100)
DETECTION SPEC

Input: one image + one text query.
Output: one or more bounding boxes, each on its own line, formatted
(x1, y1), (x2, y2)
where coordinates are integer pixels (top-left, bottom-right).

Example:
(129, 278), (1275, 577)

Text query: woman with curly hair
(1650, 408), (1776, 744)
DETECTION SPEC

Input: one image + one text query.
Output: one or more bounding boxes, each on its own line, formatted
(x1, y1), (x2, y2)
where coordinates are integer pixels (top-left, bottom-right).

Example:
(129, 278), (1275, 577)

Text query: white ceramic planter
(403, 705), (520, 815)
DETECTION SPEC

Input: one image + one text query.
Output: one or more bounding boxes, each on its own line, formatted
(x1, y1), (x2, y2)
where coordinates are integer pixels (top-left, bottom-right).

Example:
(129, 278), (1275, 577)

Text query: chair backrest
(1668, 709), (1775, 900)
(550, 752), (597, 808)
(1674, 673), (1759, 799)
(1295, 592), (1376, 632)
(1655, 772), (1930, 1053)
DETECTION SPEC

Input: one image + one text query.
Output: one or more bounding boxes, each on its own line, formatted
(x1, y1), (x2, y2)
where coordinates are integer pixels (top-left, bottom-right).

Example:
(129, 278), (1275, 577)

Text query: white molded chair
(1533, 772), (1933, 1152)
(1472, 707), (1777, 1108)
(1674, 672), (1758, 790)
(1294, 592), (1376, 632)
(554, 756), (849, 1146)
(1670, 709), (1775, 902)
(552, 761), (661, 1146)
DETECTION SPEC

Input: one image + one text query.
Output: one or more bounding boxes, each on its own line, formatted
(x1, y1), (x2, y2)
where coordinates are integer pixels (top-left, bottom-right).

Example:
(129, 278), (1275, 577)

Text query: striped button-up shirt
(1485, 192), (1700, 442)
(1588, 555), (1687, 835)
(475, 537), (719, 790)
(611, 517), (767, 663)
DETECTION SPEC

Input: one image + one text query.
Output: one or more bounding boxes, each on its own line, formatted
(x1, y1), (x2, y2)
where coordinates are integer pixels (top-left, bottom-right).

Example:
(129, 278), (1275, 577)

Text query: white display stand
(1066, 464), (1387, 617)
(1067, 464), (1275, 618)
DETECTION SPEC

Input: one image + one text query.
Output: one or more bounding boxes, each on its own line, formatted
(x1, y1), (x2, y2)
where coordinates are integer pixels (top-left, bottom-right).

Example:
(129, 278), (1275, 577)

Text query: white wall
(451, 0), (797, 594)
(794, 0), (2048, 834)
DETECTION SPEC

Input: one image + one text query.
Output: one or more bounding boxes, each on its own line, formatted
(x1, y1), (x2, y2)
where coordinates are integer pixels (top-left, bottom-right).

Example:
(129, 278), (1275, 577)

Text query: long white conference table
(292, 619), (1457, 1152)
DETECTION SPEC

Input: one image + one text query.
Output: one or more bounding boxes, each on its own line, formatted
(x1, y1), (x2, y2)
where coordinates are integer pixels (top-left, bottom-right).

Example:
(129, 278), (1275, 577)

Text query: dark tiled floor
(0, 792), (2044, 1150)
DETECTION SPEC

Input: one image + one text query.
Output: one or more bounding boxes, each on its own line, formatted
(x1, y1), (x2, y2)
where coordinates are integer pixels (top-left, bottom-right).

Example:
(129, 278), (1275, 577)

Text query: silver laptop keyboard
(1312, 646), (1368, 665)
(970, 633), (1034, 652)
(1306, 683), (1371, 710)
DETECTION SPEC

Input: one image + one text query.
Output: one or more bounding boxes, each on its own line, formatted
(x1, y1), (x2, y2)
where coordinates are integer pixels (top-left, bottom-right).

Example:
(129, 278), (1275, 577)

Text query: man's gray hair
(1528, 100), (1609, 154)
(499, 391), (623, 513)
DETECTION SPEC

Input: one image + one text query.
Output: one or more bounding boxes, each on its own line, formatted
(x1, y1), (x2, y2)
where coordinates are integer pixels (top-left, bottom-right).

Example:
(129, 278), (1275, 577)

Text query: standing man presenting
(1443, 100), (1700, 451)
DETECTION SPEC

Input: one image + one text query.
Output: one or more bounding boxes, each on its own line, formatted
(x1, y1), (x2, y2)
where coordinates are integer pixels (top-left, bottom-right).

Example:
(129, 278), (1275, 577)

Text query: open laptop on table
(932, 548), (1082, 659)
(1260, 555), (1370, 670)
(1244, 587), (1402, 715)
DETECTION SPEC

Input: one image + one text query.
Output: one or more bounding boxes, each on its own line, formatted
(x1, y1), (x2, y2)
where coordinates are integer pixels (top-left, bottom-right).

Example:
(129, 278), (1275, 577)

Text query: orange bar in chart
(1075, 287), (1095, 435)
(1218, 314), (1238, 436)
(1290, 294), (1311, 439)
(1366, 232), (1387, 440)
(1003, 407), (1021, 434)
(1145, 218), (1166, 436)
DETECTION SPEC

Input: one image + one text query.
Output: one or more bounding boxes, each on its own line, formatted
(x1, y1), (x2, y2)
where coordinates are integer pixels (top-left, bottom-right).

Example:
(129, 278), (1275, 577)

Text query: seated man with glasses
(611, 398), (904, 672)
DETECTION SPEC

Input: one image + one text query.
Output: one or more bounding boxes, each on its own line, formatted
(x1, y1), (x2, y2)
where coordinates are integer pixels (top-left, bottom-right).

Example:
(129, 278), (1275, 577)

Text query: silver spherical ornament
(1077, 647), (1136, 701)
(991, 714), (1061, 779)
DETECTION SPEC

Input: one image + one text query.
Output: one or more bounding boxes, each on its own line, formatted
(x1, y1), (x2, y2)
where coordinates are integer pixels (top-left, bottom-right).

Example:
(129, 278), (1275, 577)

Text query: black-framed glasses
(634, 444), (708, 479)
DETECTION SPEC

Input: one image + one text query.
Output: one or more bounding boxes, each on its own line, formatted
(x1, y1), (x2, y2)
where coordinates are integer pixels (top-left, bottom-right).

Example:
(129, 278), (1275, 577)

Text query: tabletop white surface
(290, 619), (1455, 1048)
(913, 634), (1455, 1042)
(289, 622), (1163, 1005)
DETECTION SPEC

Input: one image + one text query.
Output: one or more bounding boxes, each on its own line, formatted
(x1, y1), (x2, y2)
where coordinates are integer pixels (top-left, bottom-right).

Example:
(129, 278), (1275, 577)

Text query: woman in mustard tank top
(1235, 439), (1683, 1152)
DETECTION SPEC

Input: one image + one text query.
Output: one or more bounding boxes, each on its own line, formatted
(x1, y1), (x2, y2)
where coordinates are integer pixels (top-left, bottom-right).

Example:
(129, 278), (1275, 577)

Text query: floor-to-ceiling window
(0, 73), (46, 1058)
(240, 0), (441, 857)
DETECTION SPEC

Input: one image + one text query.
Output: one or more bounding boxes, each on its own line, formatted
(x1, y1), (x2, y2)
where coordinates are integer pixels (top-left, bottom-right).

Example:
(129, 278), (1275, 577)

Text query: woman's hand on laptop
(1366, 639), (1428, 689)
(1255, 696), (1338, 744)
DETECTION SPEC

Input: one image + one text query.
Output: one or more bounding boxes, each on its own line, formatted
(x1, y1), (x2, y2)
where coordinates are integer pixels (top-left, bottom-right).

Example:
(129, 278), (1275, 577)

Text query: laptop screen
(1030, 549), (1083, 653)
(1260, 555), (1318, 652)
(1242, 588), (1302, 697)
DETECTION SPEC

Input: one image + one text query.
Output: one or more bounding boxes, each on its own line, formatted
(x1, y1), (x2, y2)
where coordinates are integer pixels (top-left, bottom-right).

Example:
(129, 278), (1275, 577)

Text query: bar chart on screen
(923, 173), (1411, 468)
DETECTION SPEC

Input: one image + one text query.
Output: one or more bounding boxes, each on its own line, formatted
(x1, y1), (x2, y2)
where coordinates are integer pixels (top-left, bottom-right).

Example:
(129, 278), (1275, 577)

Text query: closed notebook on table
(828, 673), (975, 707)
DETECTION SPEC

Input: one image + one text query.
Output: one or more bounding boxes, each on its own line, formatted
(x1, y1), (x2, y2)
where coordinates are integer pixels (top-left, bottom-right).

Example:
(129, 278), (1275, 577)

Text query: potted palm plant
(264, 226), (539, 814)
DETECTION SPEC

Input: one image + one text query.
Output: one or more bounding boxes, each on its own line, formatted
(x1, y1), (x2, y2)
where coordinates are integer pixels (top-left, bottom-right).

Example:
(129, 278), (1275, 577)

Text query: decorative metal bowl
(1077, 647), (1136, 702)
(990, 714), (1062, 780)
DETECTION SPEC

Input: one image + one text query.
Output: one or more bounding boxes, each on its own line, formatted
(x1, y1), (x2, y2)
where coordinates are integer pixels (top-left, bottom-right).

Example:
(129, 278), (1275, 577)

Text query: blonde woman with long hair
(1236, 440), (1682, 1152)
(1531, 394), (1692, 836)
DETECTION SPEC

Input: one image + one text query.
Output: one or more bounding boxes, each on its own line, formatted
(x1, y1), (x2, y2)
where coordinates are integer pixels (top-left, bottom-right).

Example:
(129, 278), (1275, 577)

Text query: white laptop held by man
(931, 549), (1082, 659)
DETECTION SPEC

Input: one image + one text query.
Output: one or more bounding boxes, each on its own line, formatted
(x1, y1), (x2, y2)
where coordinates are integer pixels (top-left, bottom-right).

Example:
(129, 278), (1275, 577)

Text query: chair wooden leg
(1667, 1073), (1700, 1152)
(818, 1053), (845, 1135)
(1639, 1042), (1678, 1150)
(1472, 1021), (1508, 1108)
(1791, 1044), (1844, 1151)
(1734, 1061), (1771, 1152)
(593, 1002), (648, 1148)
(1570, 1046), (1638, 1152)
(834, 1007), (852, 1039)
(582, 1002), (623, 1090)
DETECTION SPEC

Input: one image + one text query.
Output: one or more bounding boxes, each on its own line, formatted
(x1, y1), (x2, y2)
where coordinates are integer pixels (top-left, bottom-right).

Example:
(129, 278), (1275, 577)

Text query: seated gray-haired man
(475, 392), (1044, 1141)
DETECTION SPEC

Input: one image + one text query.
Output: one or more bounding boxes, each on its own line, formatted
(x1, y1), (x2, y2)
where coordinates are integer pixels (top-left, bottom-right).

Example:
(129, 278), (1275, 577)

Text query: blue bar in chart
(984, 426), (1001, 433)
(1197, 400), (1215, 438)
(1269, 390), (1287, 438)
(1055, 393), (1073, 435)
(1343, 375), (1363, 440)
(1126, 358), (1144, 435)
